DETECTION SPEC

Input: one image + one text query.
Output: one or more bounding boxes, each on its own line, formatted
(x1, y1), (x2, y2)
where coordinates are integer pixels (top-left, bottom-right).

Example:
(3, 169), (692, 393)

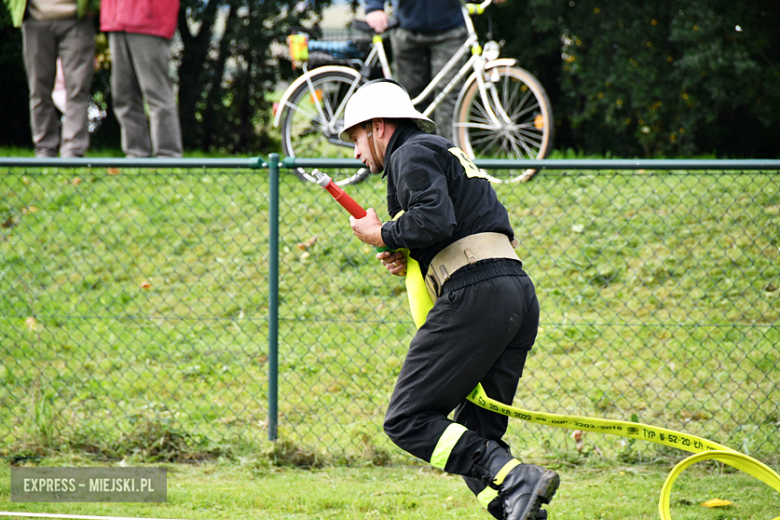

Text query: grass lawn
(1, 456), (779, 519)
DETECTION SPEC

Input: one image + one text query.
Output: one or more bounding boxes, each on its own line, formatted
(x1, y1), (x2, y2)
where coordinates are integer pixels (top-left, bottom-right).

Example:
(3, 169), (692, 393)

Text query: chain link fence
(1, 160), (778, 463)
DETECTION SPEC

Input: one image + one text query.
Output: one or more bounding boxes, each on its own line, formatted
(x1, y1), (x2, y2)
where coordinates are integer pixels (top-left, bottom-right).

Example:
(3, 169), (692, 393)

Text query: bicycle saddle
(351, 16), (399, 34)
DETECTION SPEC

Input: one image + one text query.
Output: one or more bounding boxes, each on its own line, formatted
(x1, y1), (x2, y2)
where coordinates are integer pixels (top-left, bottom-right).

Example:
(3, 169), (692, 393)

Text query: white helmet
(340, 79), (436, 141)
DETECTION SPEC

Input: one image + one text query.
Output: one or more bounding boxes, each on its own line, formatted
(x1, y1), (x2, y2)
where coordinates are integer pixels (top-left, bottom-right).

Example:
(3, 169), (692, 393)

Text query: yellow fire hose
(401, 254), (780, 520)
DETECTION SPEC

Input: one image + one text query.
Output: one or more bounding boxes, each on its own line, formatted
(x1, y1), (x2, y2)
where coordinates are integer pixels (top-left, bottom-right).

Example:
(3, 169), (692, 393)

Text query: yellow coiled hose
(401, 254), (780, 520)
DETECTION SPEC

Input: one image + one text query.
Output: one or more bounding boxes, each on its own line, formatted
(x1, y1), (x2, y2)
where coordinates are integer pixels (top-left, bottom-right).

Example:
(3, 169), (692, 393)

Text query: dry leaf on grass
(702, 498), (734, 508)
(25, 317), (40, 332)
(296, 236), (318, 250)
(572, 430), (584, 452)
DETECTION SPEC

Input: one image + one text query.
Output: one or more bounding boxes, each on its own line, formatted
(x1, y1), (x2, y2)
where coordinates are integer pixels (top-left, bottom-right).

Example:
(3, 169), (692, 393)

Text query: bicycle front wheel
(453, 65), (553, 183)
(280, 69), (370, 186)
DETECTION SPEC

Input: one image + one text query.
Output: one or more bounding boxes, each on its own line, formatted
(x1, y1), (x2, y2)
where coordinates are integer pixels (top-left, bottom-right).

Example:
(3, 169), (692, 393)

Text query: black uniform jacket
(380, 122), (516, 277)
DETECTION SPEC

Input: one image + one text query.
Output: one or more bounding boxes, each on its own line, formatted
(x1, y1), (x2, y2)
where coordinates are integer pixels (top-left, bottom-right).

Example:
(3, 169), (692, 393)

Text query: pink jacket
(100, 0), (180, 40)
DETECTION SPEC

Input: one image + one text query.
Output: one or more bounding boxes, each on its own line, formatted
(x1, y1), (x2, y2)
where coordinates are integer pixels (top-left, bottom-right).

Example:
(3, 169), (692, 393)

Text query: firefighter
(343, 79), (559, 520)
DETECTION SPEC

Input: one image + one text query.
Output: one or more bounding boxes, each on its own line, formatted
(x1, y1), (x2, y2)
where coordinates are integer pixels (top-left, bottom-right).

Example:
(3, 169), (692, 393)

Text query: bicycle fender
(458, 58), (519, 92)
(273, 66), (362, 127)
(484, 58), (517, 69)
(455, 58), (519, 110)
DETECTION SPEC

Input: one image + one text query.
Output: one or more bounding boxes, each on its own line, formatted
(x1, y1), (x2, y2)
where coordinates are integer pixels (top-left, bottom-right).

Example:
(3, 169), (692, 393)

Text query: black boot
(471, 441), (559, 520)
(485, 497), (546, 519)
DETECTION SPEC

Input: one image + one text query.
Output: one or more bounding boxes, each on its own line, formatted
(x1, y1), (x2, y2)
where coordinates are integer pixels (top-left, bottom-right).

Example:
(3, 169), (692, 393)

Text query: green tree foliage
(559, 0), (780, 156)
(480, 0), (780, 157)
(177, 0), (332, 153)
(0, 5), (31, 147)
(91, 32), (122, 149)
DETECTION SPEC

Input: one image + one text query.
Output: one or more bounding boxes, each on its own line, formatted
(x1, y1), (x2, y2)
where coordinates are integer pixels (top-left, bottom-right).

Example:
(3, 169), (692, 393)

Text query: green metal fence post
(268, 153), (279, 441)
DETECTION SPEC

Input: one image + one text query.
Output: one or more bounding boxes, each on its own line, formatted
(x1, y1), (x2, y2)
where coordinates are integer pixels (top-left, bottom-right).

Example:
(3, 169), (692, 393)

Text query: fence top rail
(0, 157), (268, 168)
(281, 157), (780, 170)
(1, 157), (779, 171)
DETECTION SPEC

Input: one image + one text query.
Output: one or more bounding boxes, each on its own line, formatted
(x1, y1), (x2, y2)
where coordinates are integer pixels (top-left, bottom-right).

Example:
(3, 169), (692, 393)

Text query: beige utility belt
(424, 232), (520, 301)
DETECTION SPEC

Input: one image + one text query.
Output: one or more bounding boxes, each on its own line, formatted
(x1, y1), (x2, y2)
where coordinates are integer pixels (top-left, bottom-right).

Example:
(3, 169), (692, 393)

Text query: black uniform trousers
(384, 262), (539, 491)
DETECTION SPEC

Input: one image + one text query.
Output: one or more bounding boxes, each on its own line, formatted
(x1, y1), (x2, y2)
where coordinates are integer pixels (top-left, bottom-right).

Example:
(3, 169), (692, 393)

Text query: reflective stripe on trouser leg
(475, 458), (520, 508)
(478, 487), (499, 508)
(493, 458), (521, 486)
(430, 423), (468, 470)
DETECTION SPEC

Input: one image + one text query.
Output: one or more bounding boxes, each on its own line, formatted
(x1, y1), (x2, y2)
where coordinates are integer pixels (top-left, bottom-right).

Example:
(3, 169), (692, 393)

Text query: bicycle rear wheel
(280, 69), (370, 186)
(453, 65), (553, 183)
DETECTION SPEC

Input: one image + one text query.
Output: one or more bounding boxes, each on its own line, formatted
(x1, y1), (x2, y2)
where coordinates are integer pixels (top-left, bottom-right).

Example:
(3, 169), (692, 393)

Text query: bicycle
(274, 0), (554, 185)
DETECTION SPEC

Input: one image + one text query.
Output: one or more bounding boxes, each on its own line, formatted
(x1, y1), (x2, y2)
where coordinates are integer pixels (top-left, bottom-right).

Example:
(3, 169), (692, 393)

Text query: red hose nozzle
(312, 169), (367, 219)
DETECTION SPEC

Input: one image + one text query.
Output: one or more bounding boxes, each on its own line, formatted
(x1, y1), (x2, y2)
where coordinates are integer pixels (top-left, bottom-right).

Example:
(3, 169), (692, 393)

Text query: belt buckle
(425, 274), (441, 300)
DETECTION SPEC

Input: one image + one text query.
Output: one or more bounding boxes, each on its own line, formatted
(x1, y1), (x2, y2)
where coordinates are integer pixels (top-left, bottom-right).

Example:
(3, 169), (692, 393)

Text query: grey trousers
(390, 25), (469, 143)
(22, 16), (95, 158)
(109, 32), (183, 158)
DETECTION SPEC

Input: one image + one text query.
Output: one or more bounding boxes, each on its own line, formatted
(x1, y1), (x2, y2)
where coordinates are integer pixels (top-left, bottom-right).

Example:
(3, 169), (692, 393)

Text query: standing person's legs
(390, 26), (469, 143)
(125, 33), (183, 158)
(429, 26), (468, 143)
(22, 19), (60, 157)
(390, 28), (431, 104)
(57, 17), (95, 157)
(109, 31), (152, 157)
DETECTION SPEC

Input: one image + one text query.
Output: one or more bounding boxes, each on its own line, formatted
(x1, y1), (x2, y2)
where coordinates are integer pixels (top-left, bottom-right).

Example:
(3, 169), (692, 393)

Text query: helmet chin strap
(365, 120), (384, 172)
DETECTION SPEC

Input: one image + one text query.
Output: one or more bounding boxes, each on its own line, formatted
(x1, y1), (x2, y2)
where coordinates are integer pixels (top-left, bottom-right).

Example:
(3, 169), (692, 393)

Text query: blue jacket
(365, 0), (465, 34)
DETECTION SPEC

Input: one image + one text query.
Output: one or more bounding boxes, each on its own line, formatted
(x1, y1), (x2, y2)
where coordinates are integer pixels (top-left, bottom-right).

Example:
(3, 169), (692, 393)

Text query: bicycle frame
(360, 3), (512, 128)
(276, 0), (553, 185)
(273, 0), (513, 143)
